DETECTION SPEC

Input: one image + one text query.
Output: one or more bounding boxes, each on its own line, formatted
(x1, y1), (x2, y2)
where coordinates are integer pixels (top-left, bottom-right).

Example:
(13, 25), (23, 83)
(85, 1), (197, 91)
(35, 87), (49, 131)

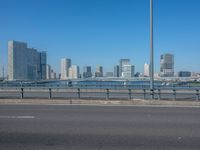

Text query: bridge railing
(0, 87), (200, 101)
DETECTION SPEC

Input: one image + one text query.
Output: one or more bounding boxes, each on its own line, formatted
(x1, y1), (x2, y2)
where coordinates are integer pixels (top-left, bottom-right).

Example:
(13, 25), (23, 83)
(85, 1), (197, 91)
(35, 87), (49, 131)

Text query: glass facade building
(83, 66), (92, 78)
(8, 40), (47, 81)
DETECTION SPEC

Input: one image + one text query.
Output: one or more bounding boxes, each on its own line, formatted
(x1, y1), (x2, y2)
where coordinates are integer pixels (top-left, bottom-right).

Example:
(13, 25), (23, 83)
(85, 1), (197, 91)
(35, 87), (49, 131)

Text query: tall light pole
(150, 0), (154, 98)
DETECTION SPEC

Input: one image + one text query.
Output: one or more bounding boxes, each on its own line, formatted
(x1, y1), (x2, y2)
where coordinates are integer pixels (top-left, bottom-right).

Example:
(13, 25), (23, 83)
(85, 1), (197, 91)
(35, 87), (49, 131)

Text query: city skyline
(2, 40), (198, 80)
(6, 40), (194, 80)
(1, 0), (200, 75)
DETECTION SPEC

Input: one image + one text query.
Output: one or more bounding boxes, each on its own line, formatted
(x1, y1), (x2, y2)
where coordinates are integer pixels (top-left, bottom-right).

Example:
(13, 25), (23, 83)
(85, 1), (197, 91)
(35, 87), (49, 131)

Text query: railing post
(106, 89), (109, 100)
(173, 89), (176, 100)
(77, 88), (81, 99)
(128, 89), (131, 100)
(49, 88), (52, 99)
(143, 89), (146, 100)
(196, 89), (199, 101)
(158, 89), (161, 100)
(21, 88), (24, 99)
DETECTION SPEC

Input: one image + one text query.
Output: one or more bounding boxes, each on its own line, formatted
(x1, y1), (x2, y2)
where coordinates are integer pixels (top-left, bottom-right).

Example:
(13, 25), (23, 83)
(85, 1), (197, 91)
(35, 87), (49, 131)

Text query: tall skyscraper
(114, 65), (119, 77)
(95, 65), (103, 77)
(122, 65), (135, 78)
(8, 41), (27, 80)
(38, 52), (47, 80)
(69, 65), (79, 79)
(144, 63), (150, 77)
(83, 66), (92, 78)
(119, 59), (130, 77)
(160, 53), (174, 77)
(60, 58), (71, 79)
(8, 40), (47, 80)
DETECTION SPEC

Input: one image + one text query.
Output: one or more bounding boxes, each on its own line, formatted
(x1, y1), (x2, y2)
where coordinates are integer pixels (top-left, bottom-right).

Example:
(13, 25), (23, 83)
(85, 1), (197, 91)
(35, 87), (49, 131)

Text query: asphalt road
(0, 104), (200, 150)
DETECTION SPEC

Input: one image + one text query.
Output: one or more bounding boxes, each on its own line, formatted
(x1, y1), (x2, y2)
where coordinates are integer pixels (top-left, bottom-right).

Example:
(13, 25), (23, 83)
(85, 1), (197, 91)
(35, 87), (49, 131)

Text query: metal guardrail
(0, 87), (200, 101)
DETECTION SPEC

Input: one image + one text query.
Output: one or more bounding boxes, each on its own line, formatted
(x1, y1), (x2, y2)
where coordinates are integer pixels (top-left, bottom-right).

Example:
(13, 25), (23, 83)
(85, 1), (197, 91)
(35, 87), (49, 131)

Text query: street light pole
(150, 0), (154, 98)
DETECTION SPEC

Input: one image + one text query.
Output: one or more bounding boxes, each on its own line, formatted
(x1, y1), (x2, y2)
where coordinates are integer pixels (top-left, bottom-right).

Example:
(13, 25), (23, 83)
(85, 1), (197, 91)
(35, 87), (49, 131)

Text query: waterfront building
(0, 65), (4, 80)
(95, 65), (103, 77)
(8, 40), (46, 81)
(46, 64), (51, 80)
(83, 66), (92, 78)
(119, 59), (130, 77)
(105, 72), (114, 77)
(114, 65), (119, 77)
(60, 58), (71, 79)
(50, 69), (56, 79)
(178, 71), (191, 77)
(122, 65), (135, 78)
(134, 72), (141, 77)
(131, 65), (135, 77)
(191, 72), (200, 78)
(154, 73), (160, 79)
(144, 63), (150, 77)
(69, 65), (79, 79)
(160, 53), (174, 77)
(38, 52), (47, 80)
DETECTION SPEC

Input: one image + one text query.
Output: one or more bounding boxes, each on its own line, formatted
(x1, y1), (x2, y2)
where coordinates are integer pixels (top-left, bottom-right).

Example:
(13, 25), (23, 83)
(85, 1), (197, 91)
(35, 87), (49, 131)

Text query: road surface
(0, 104), (200, 150)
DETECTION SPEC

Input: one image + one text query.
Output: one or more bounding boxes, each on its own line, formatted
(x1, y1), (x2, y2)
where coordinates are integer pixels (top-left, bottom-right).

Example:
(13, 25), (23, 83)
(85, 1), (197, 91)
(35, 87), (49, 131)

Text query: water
(0, 79), (195, 89)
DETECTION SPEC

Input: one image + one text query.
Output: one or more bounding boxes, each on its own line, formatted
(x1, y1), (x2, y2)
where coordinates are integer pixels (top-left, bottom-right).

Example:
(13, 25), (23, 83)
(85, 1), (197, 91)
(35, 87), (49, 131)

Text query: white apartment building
(122, 65), (135, 78)
(69, 65), (79, 79)
(144, 63), (150, 77)
(60, 58), (71, 79)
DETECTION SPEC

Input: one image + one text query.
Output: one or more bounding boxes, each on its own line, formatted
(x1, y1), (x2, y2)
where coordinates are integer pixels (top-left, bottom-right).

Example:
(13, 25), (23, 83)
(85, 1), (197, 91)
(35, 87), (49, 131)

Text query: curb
(0, 99), (200, 107)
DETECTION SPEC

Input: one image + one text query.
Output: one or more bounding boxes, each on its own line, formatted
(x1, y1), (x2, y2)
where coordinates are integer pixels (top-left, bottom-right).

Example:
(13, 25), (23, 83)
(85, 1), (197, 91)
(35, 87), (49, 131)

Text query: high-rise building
(38, 52), (47, 80)
(114, 65), (119, 77)
(83, 66), (92, 78)
(60, 58), (71, 79)
(69, 65), (79, 79)
(144, 63), (150, 77)
(131, 65), (135, 77)
(46, 64), (51, 80)
(8, 40), (47, 81)
(95, 65), (103, 77)
(0, 65), (4, 80)
(8, 41), (27, 80)
(119, 59), (130, 77)
(160, 53), (174, 77)
(122, 65), (135, 78)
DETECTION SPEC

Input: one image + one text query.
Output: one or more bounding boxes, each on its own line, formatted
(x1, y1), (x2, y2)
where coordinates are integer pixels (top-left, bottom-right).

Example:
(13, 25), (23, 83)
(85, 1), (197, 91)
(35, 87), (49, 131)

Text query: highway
(0, 104), (200, 150)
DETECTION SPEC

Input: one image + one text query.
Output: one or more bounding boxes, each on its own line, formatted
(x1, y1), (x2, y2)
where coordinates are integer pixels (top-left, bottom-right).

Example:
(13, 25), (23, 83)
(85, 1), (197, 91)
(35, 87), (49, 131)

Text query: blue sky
(0, 0), (200, 75)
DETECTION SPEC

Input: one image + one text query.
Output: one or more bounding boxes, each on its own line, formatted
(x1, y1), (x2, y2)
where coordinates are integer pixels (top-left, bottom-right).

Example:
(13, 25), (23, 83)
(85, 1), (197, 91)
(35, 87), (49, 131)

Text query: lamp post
(150, 0), (154, 99)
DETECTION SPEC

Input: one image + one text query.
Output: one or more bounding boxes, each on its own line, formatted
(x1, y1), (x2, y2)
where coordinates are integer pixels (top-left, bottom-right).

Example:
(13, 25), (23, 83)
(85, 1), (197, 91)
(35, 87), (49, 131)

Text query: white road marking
(0, 116), (35, 119)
